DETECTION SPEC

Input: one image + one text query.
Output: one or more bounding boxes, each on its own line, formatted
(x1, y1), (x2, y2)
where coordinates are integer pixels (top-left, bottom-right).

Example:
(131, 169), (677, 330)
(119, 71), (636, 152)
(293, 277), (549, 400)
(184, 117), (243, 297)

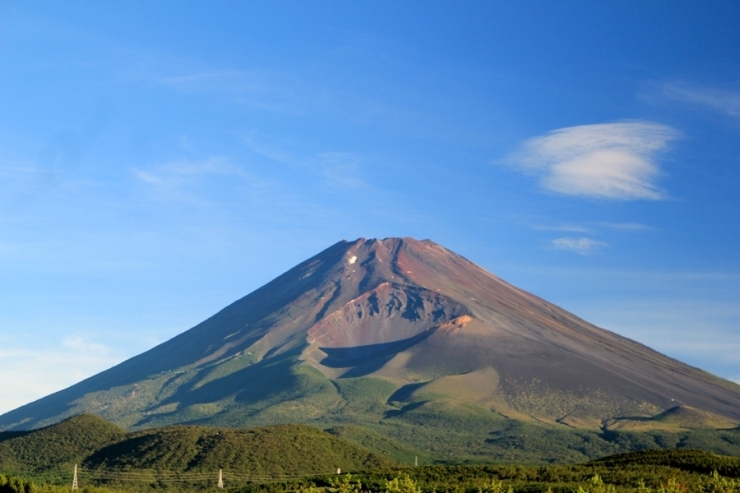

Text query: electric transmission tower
(72, 464), (78, 490)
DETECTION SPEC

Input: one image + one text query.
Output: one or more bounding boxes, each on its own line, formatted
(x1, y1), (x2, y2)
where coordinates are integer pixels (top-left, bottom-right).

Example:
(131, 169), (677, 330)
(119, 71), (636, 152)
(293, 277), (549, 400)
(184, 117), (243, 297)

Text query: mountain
(2, 237), (739, 462)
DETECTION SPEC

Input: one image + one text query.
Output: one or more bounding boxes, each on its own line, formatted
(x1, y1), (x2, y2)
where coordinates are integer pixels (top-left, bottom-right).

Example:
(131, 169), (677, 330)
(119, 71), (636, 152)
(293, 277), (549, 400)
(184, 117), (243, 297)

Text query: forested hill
(3, 447), (740, 493)
(0, 414), (393, 478)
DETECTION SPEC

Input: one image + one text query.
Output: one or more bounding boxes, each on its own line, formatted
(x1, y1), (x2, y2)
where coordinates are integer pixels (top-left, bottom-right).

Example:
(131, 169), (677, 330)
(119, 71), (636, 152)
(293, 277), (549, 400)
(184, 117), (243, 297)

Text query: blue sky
(1, 1), (739, 414)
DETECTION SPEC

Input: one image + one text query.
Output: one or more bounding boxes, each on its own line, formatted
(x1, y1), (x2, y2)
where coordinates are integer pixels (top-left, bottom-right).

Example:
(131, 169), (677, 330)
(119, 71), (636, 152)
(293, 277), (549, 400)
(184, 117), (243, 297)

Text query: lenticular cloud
(509, 122), (678, 200)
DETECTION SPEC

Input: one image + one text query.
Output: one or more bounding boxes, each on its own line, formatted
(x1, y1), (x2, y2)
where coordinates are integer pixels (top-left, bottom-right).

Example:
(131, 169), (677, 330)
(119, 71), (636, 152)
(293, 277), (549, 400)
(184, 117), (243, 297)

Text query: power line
(67, 465), (344, 488)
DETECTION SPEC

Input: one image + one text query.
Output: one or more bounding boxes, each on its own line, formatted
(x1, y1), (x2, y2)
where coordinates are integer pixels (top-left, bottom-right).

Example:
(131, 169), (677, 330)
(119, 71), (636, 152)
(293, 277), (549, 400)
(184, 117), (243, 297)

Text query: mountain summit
(2, 238), (739, 444)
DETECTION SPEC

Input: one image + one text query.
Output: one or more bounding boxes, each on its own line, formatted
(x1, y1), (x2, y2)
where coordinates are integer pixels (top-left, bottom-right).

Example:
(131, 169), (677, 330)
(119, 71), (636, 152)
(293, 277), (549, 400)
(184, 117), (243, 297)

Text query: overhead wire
(68, 466), (343, 485)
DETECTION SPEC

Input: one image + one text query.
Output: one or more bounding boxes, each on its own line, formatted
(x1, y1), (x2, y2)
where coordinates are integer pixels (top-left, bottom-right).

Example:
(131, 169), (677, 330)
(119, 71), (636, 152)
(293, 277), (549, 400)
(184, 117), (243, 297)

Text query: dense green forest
(3, 449), (740, 493)
(3, 416), (740, 493)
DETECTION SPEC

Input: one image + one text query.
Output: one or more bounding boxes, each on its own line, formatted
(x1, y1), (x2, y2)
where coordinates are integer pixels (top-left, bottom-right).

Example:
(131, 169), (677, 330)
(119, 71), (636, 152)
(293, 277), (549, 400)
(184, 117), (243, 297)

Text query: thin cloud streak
(528, 221), (650, 233)
(318, 152), (365, 189)
(157, 69), (304, 114)
(131, 156), (268, 205)
(596, 222), (651, 231)
(506, 122), (678, 200)
(128, 145), (374, 236)
(532, 224), (591, 233)
(133, 157), (245, 184)
(661, 82), (740, 118)
(551, 237), (608, 255)
(242, 134), (368, 190)
(568, 298), (740, 375)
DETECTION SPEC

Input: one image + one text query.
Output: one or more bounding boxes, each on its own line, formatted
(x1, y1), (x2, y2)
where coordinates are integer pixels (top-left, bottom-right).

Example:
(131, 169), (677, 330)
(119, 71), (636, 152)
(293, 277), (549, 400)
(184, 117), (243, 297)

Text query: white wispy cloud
(660, 82), (740, 118)
(129, 146), (370, 233)
(318, 152), (364, 189)
(532, 224), (592, 233)
(510, 265), (740, 382)
(0, 336), (122, 414)
(529, 221), (650, 233)
(551, 237), (608, 255)
(0, 154), (54, 201)
(596, 222), (651, 231)
(242, 134), (367, 189)
(506, 122), (678, 200)
(132, 157), (253, 198)
(565, 296), (740, 382)
(134, 156), (242, 181)
(156, 69), (302, 114)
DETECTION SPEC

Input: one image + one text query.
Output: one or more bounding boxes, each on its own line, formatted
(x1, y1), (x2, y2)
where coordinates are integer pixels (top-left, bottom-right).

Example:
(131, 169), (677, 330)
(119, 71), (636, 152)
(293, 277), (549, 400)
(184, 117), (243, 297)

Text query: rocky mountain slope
(1, 238), (739, 462)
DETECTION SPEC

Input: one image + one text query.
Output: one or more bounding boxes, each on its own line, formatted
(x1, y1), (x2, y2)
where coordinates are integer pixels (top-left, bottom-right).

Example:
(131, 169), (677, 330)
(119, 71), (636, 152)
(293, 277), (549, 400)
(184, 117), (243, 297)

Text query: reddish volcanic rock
(2, 237), (739, 432)
(306, 282), (470, 348)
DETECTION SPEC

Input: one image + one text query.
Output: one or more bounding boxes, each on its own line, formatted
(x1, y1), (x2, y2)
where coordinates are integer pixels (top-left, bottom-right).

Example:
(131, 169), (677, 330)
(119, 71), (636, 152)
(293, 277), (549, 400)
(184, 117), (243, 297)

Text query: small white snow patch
(348, 255), (357, 264)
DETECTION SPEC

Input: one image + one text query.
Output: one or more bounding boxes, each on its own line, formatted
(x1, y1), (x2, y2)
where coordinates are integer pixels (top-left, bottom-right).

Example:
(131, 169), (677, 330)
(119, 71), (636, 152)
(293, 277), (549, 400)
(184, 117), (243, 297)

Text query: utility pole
(72, 464), (78, 490)
(218, 469), (224, 489)
(415, 456), (418, 466)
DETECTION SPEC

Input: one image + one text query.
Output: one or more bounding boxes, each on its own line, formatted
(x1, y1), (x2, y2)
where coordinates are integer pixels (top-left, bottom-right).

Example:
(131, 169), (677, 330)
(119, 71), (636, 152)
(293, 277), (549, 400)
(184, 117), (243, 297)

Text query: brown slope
(1, 237), (739, 431)
(605, 405), (740, 431)
(295, 238), (740, 425)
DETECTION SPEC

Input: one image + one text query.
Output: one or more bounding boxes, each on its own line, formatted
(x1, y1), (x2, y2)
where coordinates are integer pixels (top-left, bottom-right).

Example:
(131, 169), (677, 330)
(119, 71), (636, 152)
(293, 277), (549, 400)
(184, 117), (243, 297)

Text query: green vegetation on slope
(7, 389), (740, 468)
(101, 353), (740, 465)
(86, 423), (393, 475)
(0, 415), (393, 490)
(326, 425), (432, 466)
(234, 450), (740, 493)
(4, 447), (740, 493)
(12, 347), (739, 466)
(0, 415), (126, 474)
(332, 404), (740, 465)
(588, 448), (740, 477)
(150, 355), (740, 465)
(0, 472), (37, 493)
